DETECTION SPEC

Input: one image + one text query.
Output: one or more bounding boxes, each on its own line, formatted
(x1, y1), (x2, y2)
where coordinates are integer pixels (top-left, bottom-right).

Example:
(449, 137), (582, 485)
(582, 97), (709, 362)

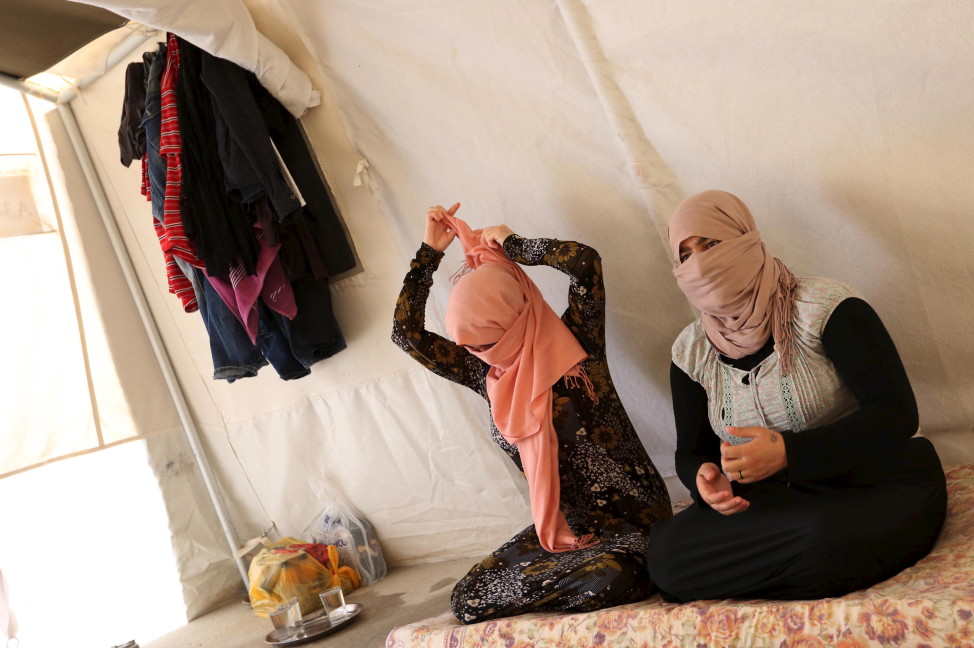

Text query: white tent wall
(0, 88), (237, 643)
(25, 96), (244, 620)
(274, 0), (691, 460)
(62, 16), (536, 616)
(29, 97), (183, 448)
(275, 0), (974, 458)
(51, 0), (974, 620)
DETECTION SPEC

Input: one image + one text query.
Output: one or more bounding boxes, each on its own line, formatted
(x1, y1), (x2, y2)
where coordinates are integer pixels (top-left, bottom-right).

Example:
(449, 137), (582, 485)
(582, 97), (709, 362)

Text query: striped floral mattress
(387, 464), (974, 648)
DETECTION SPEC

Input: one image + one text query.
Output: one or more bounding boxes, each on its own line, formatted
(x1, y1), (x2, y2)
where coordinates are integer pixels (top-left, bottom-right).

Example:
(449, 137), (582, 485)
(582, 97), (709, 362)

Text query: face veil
(668, 190), (798, 374)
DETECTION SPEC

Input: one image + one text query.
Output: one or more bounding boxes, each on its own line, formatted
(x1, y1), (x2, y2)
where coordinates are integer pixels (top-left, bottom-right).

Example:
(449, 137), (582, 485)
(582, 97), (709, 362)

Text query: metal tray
(265, 603), (363, 646)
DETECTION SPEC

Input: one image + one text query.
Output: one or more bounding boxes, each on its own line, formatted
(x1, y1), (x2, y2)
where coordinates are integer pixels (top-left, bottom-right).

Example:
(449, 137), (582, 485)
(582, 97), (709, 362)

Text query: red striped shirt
(156, 33), (204, 312)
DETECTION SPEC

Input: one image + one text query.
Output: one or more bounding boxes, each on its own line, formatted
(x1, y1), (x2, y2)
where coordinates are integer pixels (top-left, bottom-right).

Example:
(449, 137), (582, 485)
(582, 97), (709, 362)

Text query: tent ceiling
(0, 0), (125, 79)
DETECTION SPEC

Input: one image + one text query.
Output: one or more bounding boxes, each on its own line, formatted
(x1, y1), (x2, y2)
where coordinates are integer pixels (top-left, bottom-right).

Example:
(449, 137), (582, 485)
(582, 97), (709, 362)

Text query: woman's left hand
(482, 225), (515, 249)
(720, 426), (788, 484)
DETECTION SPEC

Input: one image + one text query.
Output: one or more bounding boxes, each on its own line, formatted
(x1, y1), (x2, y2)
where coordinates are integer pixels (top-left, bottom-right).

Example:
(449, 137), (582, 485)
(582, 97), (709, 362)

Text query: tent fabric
(68, 0), (320, 117)
(11, 0), (973, 619)
(0, 0), (124, 79)
(63, 34), (532, 580)
(0, 89), (182, 478)
(282, 0), (974, 460)
(45, 23), (151, 82)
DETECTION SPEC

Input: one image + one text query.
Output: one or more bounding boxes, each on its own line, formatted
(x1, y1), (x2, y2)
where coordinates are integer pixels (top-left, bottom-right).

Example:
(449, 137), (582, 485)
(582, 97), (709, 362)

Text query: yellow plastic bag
(248, 537), (332, 617)
(248, 537), (362, 617)
(323, 544), (361, 593)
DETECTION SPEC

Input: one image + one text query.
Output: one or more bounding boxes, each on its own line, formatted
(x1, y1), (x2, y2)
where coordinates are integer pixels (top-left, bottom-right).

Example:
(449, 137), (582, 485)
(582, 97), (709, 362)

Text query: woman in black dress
(647, 190), (947, 602)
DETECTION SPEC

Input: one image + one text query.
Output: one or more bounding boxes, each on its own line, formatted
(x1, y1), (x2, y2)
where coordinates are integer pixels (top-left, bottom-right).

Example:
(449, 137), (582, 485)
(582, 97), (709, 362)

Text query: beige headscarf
(668, 190), (798, 374)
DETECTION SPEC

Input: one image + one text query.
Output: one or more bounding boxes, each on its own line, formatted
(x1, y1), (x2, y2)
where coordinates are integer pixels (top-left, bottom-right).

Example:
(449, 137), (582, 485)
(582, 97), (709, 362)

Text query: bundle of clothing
(118, 34), (355, 381)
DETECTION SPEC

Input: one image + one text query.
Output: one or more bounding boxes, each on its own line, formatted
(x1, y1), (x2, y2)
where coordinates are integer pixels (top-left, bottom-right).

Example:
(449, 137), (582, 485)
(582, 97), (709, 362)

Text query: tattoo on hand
(771, 433), (778, 443)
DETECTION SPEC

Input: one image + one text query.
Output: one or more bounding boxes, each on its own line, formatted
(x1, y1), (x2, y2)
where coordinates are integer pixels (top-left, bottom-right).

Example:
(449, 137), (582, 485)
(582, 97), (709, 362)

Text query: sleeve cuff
(501, 233), (524, 259)
(417, 242), (445, 263)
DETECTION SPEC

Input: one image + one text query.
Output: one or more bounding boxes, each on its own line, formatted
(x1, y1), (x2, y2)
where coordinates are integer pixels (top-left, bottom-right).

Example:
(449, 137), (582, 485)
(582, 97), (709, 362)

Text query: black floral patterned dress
(392, 235), (671, 624)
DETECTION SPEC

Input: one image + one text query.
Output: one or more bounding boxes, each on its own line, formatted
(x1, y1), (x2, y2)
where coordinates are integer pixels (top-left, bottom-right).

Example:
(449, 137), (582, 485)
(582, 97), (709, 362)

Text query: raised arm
(391, 206), (488, 395)
(498, 232), (606, 358)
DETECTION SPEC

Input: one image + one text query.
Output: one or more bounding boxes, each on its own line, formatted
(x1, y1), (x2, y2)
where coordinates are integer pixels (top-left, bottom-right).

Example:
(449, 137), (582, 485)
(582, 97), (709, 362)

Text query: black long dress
(647, 295), (947, 602)
(392, 235), (671, 623)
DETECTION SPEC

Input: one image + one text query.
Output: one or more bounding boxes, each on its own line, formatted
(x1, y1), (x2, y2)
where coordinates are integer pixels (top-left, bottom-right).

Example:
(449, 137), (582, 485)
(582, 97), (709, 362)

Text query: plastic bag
(247, 537), (359, 617)
(304, 479), (387, 586)
(293, 543), (361, 593)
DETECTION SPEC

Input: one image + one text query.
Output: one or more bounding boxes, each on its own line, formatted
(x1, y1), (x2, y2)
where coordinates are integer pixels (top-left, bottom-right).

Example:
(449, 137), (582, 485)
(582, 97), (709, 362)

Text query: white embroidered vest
(672, 277), (862, 444)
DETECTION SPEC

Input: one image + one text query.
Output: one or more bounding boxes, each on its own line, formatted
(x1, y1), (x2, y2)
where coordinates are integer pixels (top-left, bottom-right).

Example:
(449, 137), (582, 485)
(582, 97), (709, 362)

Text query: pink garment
(205, 224), (297, 344)
(443, 216), (597, 553)
(668, 190), (798, 373)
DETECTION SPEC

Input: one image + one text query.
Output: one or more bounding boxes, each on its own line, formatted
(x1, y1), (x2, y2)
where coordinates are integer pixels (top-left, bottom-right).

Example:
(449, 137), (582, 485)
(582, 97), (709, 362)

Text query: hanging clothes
(200, 50), (337, 281)
(193, 267), (313, 382)
(251, 75), (358, 276)
(203, 217), (297, 344)
(192, 40), (347, 361)
(175, 37), (259, 278)
(199, 52), (302, 221)
(117, 61), (145, 168)
(142, 39), (200, 312)
(128, 33), (348, 381)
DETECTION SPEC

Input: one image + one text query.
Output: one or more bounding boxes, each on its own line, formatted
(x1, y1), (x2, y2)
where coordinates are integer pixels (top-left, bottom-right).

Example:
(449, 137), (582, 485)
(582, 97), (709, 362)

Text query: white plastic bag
(304, 478), (387, 586)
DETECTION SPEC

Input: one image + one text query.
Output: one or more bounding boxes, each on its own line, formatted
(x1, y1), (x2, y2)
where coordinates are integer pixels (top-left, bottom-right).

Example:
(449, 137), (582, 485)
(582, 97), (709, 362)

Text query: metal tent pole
(0, 74), (58, 102)
(2, 61), (251, 589)
(54, 100), (251, 589)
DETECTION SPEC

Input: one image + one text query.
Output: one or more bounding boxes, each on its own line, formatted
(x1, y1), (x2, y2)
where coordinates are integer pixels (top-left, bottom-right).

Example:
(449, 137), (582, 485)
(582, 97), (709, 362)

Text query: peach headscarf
(443, 215), (597, 553)
(668, 191), (798, 373)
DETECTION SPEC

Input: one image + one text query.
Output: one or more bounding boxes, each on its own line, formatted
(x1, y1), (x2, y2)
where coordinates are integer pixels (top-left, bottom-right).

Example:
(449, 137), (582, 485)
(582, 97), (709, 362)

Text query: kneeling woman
(647, 190), (947, 602)
(392, 203), (671, 623)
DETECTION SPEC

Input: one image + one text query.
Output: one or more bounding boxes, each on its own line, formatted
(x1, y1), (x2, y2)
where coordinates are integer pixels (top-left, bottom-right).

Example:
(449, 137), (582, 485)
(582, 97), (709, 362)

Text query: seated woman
(392, 203), (671, 623)
(647, 190), (947, 602)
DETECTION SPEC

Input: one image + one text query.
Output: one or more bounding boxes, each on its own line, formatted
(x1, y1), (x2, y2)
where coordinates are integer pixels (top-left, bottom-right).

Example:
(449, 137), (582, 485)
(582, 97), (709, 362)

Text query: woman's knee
(452, 538), (652, 622)
(645, 516), (687, 595)
(563, 540), (653, 609)
(451, 574), (505, 624)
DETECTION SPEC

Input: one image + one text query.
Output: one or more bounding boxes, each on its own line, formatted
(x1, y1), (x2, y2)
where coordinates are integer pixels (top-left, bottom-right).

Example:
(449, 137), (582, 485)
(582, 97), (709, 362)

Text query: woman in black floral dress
(392, 205), (671, 623)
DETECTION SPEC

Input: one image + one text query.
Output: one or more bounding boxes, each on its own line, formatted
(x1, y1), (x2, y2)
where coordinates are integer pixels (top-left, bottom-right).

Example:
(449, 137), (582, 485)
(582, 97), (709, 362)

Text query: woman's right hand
(696, 462), (749, 516)
(424, 203), (461, 252)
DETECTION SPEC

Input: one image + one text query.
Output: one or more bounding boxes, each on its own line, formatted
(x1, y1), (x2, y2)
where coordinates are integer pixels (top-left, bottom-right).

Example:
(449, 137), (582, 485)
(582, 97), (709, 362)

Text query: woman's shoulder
(671, 319), (712, 378)
(795, 277), (865, 333)
(796, 276), (863, 305)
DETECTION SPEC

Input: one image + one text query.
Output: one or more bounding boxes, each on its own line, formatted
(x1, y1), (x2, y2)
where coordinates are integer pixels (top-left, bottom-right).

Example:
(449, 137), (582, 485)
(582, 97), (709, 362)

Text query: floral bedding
(387, 465), (974, 648)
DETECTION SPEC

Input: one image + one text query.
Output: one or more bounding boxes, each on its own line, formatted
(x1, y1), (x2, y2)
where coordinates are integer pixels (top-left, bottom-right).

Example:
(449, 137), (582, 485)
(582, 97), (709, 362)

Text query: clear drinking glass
(269, 597), (304, 636)
(319, 586), (348, 620)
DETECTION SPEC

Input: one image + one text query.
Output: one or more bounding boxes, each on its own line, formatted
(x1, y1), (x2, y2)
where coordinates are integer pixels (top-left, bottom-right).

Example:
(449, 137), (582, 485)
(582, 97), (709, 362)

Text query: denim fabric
(194, 269), (326, 382)
(277, 276), (347, 367)
(194, 268), (267, 382)
(142, 44), (166, 225)
(256, 302), (311, 381)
